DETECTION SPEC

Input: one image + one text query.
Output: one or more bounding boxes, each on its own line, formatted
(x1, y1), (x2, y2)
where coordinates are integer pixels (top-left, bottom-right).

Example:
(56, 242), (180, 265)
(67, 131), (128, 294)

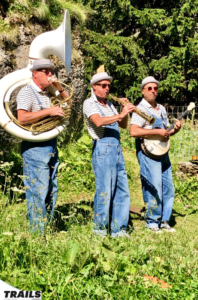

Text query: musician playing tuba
(83, 66), (135, 238)
(16, 59), (70, 232)
(130, 76), (181, 233)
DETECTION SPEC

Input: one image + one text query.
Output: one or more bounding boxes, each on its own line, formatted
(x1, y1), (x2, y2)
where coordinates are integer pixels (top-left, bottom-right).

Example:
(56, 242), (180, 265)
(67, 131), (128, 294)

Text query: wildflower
(2, 232), (13, 236)
(18, 175), (29, 180)
(0, 161), (14, 172)
(39, 271), (43, 275)
(10, 187), (25, 194)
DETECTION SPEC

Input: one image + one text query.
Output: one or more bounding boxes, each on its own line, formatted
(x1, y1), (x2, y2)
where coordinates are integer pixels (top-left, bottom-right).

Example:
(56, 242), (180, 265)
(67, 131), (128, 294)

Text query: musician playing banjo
(130, 76), (181, 233)
(83, 66), (135, 238)
(16, 59), (69, 232)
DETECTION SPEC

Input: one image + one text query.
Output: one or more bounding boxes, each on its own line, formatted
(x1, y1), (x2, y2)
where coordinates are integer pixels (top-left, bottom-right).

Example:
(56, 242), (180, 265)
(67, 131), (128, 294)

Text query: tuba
(0, 10), (71, 142)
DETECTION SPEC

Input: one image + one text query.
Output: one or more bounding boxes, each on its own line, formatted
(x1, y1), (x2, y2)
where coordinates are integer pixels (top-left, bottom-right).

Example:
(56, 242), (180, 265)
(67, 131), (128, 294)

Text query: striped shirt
(16, 80), (51, 112)
(83, 94), (118, 140)
(130, 98), (168, 129)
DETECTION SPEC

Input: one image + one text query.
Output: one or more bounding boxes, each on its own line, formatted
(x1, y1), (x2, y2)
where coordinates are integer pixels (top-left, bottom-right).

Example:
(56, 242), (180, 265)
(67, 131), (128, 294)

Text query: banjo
(141, 102), (196, 159)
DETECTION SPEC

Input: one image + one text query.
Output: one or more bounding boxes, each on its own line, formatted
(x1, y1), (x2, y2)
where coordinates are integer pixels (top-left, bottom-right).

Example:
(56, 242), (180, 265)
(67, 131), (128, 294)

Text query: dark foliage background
(78, 0), (198, 104)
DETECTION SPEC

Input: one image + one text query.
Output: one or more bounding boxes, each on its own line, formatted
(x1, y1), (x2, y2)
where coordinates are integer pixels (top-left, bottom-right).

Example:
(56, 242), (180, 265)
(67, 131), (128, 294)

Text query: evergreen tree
(78, 0), (198, 104)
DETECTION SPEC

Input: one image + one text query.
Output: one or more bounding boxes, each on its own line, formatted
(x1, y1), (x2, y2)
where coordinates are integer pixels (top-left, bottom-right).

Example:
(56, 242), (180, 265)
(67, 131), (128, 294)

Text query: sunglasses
(144, 86), (158, 91)
(38, 69), (53, 75)
(95, 83), (111, 88)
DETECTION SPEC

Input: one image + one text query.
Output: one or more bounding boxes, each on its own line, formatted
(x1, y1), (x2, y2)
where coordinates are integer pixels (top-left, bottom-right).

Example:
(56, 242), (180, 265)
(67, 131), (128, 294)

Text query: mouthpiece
(48, 76), (58, 83)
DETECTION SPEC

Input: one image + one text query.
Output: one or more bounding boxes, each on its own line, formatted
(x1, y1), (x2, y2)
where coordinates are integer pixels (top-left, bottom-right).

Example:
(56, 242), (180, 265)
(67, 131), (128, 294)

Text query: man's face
(142, 82), (158, 103)
(93, 80), (111, 100)
(33, 69), (53, 88)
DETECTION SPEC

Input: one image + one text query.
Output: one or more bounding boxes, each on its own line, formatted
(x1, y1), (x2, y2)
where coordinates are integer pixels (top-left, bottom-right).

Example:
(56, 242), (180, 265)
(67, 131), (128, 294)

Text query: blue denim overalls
(136, 103), (174, 229)
(92, 102), (130, 235)
(21, 86), (59, 232)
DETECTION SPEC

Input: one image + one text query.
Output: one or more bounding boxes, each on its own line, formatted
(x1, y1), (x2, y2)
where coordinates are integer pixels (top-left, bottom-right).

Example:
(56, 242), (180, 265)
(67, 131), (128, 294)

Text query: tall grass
(0, 130), (198, 299)
(1, 198), (198, 299)
(32, 3), (50, 21)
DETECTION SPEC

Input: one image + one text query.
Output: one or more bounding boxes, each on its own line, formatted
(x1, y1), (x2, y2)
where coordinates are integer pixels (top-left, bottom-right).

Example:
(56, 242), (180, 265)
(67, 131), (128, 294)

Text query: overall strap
(160, 110), (168, 128)
(107, 102), (116, 115)
(29, 85), (45, 110)
(95, 101), (116, 117)
(95, 102), (105, 116)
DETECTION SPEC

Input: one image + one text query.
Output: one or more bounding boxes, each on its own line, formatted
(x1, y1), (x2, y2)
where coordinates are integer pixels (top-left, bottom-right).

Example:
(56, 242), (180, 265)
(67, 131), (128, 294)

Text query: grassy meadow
(0, 127), (198, 299)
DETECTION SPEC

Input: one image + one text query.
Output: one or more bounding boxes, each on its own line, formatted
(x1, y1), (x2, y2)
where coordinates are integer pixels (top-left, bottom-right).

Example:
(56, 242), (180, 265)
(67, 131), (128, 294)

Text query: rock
(177, 162), (198, 179)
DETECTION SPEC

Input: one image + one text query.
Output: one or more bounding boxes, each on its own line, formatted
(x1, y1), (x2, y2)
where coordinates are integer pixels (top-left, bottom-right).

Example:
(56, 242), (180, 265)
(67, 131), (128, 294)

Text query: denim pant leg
(92, 142), (112, 231)
(45, 148), (59, 222)
(137, 151), (163, 228)
(111, 146), (130, 233)
(161, 154), (174, 222)
(22, 146), (55, 232)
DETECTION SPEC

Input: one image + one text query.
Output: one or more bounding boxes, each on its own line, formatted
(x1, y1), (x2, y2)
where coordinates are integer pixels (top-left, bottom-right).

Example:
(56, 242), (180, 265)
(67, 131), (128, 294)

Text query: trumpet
(108, 93), (155, 125)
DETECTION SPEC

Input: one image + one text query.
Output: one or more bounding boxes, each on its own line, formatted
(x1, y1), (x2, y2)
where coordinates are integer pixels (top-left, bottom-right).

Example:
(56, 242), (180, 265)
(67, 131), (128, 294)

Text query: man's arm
(118, 114), (129, 129)
(17, 106), (65, 125)
(130, 124), (170, 138)
(90, 103), (135, 129)
(130, 120), (181, 139)
(17, 80), (69, 125)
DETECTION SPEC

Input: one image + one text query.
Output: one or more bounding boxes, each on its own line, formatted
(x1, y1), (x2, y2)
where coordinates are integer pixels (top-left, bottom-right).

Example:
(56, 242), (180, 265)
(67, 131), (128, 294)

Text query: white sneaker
(92, 229), (107, 237)
(161, 222), (176, 232)
(111, 230), (131, 238)
(147, 227), (162, 233)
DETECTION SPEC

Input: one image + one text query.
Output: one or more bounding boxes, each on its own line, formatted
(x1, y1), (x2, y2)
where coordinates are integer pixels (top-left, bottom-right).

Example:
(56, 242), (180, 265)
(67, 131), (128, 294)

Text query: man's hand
(118, 103), (136, 129)
(48, 76), (63, 91)
(119, 97), (129, 106)
(49, 106), (65, 117)
(156, 129), (170, 138)
(120, 103), (136, 118)
(169, 119), (181, 136)
(174, 119), (181, 131)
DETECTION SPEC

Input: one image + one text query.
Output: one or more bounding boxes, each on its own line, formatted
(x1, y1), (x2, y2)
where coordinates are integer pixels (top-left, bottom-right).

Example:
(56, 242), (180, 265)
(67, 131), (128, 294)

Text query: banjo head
(142, 135), (170, 158)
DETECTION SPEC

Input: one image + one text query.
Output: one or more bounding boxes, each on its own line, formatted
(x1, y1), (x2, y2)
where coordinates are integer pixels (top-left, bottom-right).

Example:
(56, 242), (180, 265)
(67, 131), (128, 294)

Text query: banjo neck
(168, 109), (190, 132)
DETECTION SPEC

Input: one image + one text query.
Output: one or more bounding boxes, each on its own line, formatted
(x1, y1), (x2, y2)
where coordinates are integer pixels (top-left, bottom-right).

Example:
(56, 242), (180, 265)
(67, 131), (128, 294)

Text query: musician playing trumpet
(130, 76), (181, 233)
(16, 59), (69, 232)
(83, 67), (135, 238)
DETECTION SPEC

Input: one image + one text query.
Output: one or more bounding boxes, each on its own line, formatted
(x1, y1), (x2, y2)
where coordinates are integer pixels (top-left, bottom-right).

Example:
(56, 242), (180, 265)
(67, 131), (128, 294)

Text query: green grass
(0, 129), (198, 299)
